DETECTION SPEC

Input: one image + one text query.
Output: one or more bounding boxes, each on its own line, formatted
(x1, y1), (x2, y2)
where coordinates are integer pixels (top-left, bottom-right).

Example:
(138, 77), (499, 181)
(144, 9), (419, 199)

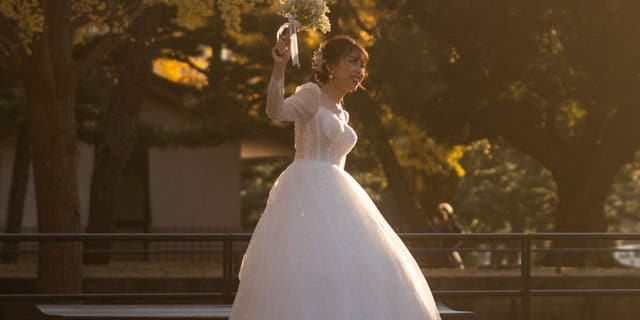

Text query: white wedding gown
(229, 79), (441, 320)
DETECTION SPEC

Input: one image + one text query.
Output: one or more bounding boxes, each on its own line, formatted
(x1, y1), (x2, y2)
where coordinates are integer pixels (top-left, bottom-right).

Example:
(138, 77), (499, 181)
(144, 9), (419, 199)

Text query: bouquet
(277, 0), (332, 67)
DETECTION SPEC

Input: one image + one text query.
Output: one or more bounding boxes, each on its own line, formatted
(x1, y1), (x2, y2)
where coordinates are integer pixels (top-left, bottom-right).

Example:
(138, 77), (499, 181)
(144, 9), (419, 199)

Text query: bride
(229, 34), (441, 320)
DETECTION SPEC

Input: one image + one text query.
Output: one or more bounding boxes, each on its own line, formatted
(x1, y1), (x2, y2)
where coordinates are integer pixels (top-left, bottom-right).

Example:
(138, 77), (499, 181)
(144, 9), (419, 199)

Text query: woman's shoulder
(294, 81), (321, 94)
(290, 81), (321, 120)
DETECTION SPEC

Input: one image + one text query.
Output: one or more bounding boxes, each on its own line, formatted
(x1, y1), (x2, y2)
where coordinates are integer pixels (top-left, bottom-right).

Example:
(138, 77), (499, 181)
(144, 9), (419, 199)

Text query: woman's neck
(320, 82), (346, 107)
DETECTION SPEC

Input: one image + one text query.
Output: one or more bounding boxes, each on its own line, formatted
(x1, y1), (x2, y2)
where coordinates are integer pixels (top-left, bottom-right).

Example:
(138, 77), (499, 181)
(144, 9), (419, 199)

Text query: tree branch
(125, 1), (147, 25)
(160, 52), (212, 78)
(75, 33), (122, 79)
(75, 2), (149, 80)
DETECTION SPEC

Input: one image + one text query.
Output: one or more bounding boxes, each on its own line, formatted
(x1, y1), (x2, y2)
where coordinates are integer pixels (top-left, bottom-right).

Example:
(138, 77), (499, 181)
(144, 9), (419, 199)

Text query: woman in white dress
(229, 34), (441, 320)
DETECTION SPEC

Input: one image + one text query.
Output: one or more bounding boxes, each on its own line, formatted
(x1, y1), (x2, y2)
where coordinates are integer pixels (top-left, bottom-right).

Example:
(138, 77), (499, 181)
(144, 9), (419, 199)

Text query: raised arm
(266, 78), (320, 122)
(265, 32), (319, 122)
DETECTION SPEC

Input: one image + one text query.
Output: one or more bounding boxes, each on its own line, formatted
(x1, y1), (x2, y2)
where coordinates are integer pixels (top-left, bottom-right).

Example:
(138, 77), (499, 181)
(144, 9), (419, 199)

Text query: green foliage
(0, 0), (43, 51)
(453, 139), (557, 233)
(367, 23), (444, 112)
(607, 150), (640, 232)
(393, 0), (640, 235)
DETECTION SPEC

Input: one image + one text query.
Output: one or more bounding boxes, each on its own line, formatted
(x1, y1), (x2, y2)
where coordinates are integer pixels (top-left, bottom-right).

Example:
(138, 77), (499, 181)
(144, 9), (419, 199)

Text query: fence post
(520, 233), (531, 320)
(223, 234), (233, 304)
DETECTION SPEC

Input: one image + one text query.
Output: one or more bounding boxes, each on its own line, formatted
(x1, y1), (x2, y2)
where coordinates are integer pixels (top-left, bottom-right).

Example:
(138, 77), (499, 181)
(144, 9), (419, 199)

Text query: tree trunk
(545, 163), (621, 267)
(83, 52), (149, 265)
(83, 7), (161, 264)
(357, 97), (430, 232)
(27, 0), (82, 294)
(26, 74), (82, 294)
(1, 123), (31, 263)
(374, 129), (430, 231)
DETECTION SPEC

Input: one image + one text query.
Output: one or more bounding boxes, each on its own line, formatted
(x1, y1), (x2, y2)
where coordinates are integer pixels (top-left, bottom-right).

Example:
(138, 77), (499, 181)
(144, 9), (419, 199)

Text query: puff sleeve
(266, 77), (320, 122)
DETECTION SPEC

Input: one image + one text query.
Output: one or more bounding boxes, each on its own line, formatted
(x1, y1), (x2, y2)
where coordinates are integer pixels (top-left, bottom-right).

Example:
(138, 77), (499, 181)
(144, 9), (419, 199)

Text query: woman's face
(328, 49), (367, 92)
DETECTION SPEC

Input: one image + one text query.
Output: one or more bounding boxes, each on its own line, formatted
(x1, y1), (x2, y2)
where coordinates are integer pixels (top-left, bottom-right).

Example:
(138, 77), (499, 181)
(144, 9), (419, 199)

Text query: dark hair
(312, 35), (369, 87)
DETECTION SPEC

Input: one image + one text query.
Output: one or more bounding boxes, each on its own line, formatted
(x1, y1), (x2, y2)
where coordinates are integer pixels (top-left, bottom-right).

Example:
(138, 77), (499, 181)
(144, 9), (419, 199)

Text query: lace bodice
(267, 78), (358, 168)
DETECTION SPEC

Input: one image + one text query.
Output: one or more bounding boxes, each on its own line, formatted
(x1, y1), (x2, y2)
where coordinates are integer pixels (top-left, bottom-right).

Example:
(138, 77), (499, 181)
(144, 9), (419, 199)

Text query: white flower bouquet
(277, 0), (332, 67)
(279, 0), (331, 33)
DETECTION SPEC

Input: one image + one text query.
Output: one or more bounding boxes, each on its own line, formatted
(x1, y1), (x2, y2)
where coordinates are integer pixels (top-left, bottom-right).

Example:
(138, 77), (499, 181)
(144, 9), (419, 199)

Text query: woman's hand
(272, 32), (291, 65)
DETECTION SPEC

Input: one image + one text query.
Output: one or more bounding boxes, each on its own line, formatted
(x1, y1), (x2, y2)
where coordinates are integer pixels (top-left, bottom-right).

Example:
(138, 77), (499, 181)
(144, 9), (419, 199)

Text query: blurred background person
(432, 203), (466, 270)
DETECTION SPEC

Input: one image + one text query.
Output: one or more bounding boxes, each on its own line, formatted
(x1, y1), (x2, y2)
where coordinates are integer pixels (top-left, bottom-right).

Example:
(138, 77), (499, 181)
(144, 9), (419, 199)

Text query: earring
(328, 72), (334, 81)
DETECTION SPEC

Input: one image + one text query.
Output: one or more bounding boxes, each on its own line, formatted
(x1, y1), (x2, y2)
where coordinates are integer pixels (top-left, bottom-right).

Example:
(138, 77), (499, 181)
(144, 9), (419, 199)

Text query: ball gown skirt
(229, 159), (441, 320)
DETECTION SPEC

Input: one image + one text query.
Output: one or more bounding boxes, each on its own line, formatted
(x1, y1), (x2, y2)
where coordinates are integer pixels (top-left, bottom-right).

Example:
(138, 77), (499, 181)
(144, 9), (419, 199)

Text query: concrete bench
(37, 303), (473, 319)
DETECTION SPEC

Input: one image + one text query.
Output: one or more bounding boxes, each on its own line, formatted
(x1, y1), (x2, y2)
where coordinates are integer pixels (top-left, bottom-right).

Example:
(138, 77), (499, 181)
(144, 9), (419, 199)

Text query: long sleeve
(266, 77), (320, 122)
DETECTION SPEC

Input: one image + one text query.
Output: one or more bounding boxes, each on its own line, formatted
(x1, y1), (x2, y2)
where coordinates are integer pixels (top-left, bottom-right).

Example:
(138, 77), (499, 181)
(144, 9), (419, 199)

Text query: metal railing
(1, 232), (640, 320)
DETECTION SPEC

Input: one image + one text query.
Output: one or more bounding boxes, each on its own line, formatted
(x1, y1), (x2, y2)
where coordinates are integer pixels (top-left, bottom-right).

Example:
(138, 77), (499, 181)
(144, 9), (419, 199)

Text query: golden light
(152, 45), (212, 89)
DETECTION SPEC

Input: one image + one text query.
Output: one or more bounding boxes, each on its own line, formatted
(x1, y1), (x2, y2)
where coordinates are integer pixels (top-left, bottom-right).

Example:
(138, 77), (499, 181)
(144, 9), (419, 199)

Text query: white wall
(140, 97), (242, 230)
(148, 143), (242, 229)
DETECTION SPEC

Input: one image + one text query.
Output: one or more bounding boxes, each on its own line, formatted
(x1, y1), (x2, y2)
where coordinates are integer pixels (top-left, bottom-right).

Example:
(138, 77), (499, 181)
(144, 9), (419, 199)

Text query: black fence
(1, 232), (640, 320)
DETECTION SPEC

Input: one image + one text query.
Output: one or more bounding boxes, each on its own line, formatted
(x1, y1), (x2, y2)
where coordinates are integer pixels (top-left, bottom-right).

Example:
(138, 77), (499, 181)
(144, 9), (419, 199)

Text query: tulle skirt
(230, 159), (441, 320)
